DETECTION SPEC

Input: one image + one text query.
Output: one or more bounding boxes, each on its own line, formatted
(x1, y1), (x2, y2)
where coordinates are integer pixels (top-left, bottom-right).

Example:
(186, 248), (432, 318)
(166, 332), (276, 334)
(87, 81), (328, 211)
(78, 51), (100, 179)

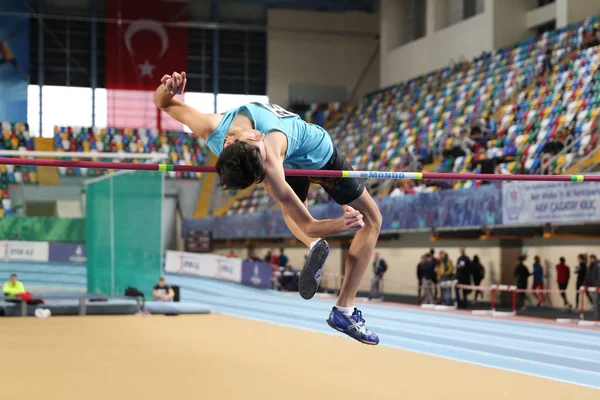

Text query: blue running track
(165, 274), (600, 390)
(4, 262), (599, 390)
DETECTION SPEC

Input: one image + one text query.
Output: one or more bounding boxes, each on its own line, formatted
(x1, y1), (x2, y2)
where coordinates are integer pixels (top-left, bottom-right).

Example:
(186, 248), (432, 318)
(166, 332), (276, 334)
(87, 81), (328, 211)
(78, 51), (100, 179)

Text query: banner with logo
(0, 0), (29, 122)
(241, 260), (272, 289)
(0, 241), (49, 262)
(48, 243), (87, 264)
(502, 181), (600, 225)
(164, 251), (242, 283)
(183, 183), (503, 239)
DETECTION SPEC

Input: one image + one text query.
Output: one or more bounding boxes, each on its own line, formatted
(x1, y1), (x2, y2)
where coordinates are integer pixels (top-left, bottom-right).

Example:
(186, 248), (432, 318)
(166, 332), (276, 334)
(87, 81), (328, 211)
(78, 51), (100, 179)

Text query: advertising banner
(183, 183), (503, 239)
(48, 243), (87, 264)
(164, 251), (242, 283)
(0, 217), (85, 242)
(0, 241), (49, 262)
(241, 260), (272, 289)
(502, 181), (600, 225)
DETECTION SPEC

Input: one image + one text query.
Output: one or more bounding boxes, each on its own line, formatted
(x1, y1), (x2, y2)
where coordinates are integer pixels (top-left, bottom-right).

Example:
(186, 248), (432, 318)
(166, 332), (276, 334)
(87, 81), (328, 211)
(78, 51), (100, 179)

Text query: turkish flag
(104, 0), (188, 129)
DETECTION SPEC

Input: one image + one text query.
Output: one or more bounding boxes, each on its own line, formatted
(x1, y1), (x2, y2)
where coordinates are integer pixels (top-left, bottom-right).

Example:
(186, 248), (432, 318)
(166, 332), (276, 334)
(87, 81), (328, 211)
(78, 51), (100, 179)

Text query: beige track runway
(2, 315), (597, 399)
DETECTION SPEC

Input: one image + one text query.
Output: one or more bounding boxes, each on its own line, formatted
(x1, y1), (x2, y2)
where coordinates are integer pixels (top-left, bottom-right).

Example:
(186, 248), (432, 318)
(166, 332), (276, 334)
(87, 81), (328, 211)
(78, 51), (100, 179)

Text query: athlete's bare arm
(153, 71), (221, 139)
(262, 132), (364, 238)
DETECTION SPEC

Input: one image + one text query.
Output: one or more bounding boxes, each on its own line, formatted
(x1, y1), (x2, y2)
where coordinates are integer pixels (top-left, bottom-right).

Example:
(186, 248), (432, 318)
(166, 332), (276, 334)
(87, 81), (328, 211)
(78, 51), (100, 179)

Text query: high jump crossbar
(0, 157), (598, 182)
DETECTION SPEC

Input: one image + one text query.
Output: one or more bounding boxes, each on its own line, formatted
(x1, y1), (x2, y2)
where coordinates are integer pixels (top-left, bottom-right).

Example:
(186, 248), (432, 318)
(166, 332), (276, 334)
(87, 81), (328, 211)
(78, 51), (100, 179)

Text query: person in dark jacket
(420, 253), (437, 304)
(471, 255), (485, 302)
(514, 255), (531, 309)
(417, 255), (425, 303)
(370, 253), (388, 300)
(574, 254), (592, 307)
(555, 257), (572, 309)
(586, 254), (600, 320)
(455, 247), (472, 308)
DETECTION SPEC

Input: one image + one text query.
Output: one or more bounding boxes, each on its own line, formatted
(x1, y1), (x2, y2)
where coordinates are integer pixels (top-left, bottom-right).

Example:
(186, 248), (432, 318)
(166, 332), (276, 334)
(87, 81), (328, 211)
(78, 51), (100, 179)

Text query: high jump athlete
(154, 72), (382, 345)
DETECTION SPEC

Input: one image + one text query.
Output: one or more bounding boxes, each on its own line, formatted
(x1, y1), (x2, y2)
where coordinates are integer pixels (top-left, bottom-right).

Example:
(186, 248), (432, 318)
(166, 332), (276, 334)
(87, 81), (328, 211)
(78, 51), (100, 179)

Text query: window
(27, 86), (268, 136)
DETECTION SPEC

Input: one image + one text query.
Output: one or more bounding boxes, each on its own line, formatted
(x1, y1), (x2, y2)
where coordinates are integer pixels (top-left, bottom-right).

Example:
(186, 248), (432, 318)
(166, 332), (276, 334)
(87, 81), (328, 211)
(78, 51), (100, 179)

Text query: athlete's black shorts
(285, 147), (364, 205)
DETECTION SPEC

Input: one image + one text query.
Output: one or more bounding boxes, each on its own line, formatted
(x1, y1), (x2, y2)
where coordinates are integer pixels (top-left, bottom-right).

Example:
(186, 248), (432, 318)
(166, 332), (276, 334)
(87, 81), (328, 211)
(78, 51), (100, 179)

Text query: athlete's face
(225, 129), (266, 159)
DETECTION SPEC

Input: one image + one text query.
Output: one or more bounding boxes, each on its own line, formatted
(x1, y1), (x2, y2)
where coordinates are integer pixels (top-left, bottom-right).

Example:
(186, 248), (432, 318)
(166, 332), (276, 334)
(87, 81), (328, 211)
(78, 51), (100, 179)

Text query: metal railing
(575, 145), (600, 174)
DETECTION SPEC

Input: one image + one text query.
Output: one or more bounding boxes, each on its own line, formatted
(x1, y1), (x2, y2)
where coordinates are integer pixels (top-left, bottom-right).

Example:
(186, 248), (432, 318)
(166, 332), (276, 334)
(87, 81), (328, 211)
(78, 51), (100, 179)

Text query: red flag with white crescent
(104, 0), (188, 129)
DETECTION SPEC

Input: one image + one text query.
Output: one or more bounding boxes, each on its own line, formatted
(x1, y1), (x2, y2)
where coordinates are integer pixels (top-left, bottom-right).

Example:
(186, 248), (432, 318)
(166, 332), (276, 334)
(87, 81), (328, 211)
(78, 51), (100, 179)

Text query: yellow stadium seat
(592, 108), (600, 119)
(0, 209), (5, 218)
(29, 172), (37, 183)
(559, 114), (567, 125)
(3, 131), (10, 140)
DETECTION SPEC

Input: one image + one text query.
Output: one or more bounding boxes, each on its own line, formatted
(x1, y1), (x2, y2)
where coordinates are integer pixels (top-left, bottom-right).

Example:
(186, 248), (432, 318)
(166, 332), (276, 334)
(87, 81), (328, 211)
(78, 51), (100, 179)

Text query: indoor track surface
(3, 270), (599, 399)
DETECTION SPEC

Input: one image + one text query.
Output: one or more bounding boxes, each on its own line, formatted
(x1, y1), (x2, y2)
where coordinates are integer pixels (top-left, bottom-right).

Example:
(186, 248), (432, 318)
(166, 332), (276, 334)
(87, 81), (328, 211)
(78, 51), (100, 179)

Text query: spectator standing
(269, 249), (280, 267)
(556, 257), (572, 309)
(152, 277), (175, 302)
(370, 253), (388, 300)
(585, 255), (600, 320)
(430, 249), (440, 301)
(574, 254), (592, 307)
(420, 253), (437, 305)
(3, 274), (25, 296)
(471, 255), (485, 302)
(417, 255), (425, 303)
(532, 255), (546, 307)
(514, 255), (531, 309)
(438, 251), (454, 306)
(455, 247), (472, 308)
(279, 248), (289, 268)
(264, 250), (272, 263)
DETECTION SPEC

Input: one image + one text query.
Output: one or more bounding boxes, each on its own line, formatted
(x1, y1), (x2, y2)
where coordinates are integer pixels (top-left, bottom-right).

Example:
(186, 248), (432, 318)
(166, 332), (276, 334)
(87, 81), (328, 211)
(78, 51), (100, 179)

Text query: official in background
(532, 255), (546, 307)
(586, 255), (600, 320)
(153, 277), (175, 302)
(370, 253), (388, 300)
(575, 254), (592, 307)
(471, 255), (485, 302)
(455, 247), (472, 308)
(556, 257), (572, 310)
(420, 253), (437, 304)
(514, 255), (531, 309)
(3, 274), (25, 296)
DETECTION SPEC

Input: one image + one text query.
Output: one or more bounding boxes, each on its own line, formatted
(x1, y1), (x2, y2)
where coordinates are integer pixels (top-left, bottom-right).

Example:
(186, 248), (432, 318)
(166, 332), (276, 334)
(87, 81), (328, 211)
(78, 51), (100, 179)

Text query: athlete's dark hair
(215, 140), (266, 190)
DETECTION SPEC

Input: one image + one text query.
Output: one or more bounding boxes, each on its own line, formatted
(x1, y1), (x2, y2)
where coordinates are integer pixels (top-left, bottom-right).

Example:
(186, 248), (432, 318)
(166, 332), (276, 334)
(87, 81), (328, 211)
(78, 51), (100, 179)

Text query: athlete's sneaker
(326, 307), (380, 345)
(298, 239), (329, 300)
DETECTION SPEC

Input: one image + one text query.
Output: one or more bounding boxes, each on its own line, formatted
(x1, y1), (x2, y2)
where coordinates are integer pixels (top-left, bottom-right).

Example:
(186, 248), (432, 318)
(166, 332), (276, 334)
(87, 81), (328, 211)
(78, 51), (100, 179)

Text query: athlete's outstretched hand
(161, 71), (187, 95)
(343, 205), (364, 231)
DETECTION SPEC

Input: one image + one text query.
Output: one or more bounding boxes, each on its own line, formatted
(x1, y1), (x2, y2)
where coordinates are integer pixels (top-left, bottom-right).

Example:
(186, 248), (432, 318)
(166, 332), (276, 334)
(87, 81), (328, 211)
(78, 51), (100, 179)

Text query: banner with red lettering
(104, 0), (187, 129)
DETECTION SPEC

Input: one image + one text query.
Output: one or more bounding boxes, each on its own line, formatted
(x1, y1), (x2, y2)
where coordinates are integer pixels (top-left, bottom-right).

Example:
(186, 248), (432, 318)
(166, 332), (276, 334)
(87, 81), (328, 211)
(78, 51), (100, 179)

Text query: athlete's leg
(279, 176), (329, 299)
(337, 190), (382, 307)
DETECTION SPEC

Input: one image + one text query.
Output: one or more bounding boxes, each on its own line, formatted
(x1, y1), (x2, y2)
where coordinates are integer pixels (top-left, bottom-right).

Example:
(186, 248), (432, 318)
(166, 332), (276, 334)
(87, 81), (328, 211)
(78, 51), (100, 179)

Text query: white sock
(336, 306), (354, 316)
(309, 239), (321, 251)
